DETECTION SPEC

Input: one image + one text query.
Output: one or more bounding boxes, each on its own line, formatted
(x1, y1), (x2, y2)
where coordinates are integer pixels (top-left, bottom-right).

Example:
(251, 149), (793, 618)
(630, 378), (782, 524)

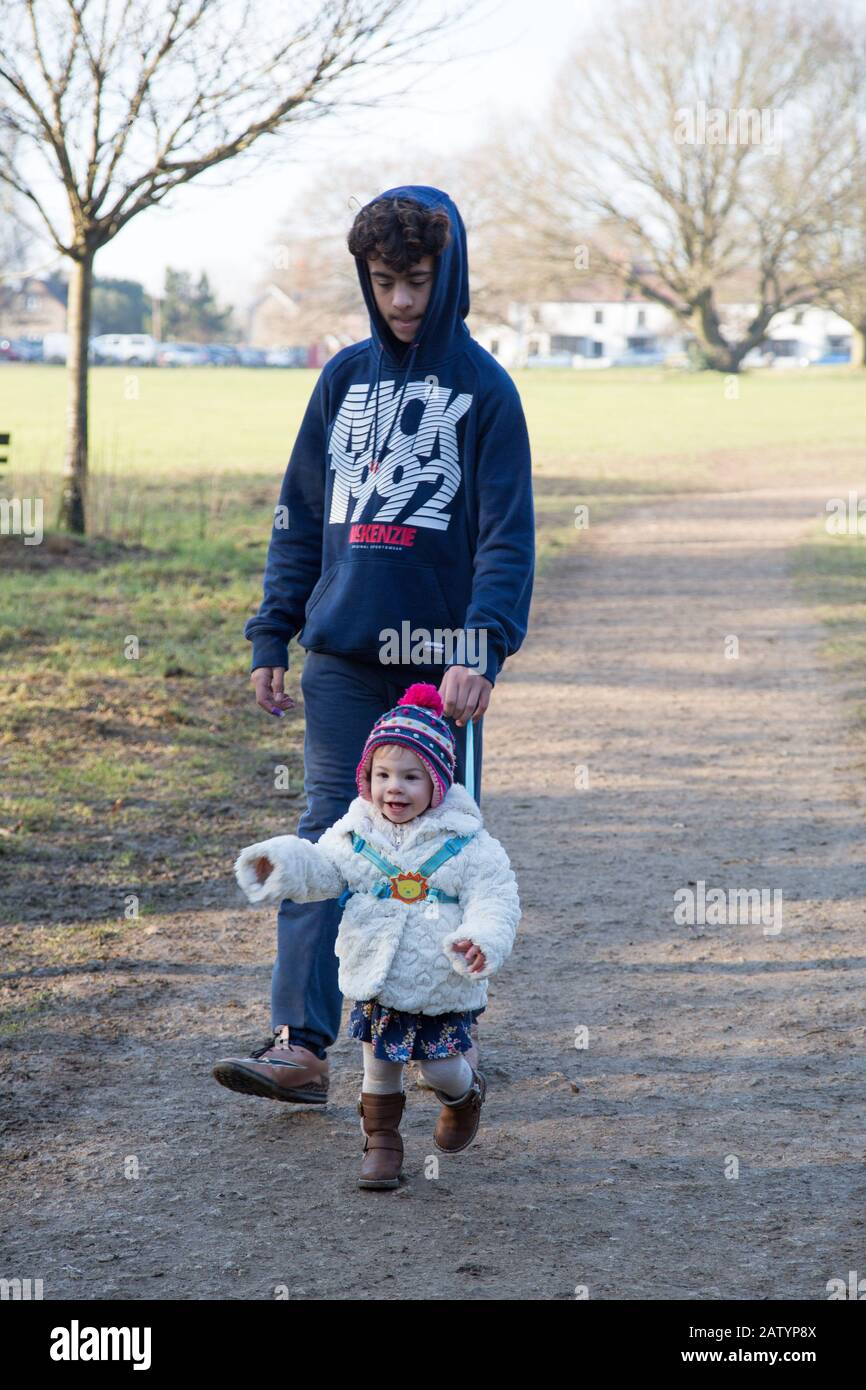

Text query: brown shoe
(212, 1028), (329, 1104)
(357, 1090), (406, 1189)
(432, 1068), (486, 1153)
(413, 1023), (479, 1090)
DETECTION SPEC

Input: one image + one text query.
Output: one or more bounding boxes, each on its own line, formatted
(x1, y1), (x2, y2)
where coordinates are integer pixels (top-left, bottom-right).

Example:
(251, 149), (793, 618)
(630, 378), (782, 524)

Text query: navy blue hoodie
(243, 183), (535, 686)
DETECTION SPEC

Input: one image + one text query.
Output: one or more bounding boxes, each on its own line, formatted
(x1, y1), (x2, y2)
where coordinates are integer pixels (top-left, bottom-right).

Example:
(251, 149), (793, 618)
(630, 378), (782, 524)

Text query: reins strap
(336, 827), (476, 909)
(415, 833), (477, 877)
(349, 832), (400, 878)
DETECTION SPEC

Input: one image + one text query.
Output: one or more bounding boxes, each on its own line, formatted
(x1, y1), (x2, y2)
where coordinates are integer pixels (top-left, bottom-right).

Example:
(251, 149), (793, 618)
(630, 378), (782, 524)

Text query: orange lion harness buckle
(336, 832), (476, 909)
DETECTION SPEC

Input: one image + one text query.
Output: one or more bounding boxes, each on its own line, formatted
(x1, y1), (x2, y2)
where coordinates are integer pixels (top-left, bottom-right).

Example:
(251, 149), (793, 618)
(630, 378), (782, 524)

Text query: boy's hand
(253, 854), (274, 884)
(251, 666), (295, 717)
(439, 666), (492, 727)
(450, 939), (487, 974)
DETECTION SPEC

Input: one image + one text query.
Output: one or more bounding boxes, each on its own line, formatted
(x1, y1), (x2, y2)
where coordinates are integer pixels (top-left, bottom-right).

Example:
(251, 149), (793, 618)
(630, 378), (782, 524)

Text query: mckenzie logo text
(350, 523), (417, 546)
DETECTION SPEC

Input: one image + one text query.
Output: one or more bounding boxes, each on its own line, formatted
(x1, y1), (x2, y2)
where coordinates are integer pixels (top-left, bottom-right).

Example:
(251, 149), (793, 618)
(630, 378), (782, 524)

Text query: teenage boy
(213, 184), (534, 1104)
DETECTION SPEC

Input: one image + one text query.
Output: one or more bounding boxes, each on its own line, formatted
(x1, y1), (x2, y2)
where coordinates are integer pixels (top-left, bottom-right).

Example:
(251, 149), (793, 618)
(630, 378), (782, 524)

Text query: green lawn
(792, 521), (866, 723)
(4, 359), (864, 574)
(3, 362), (865, 482)
(1, 361), (865, 928)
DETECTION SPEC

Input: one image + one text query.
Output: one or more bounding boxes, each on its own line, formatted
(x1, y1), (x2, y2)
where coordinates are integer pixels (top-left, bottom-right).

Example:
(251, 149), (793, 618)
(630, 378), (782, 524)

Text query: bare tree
(453, 116), (586, 323)
(803, 33), (866, 366)
(260, 147), (510, 347)
(0, 0), (465, 532)
(0, 175), (29, 275)
(263, 156), (417, 348)
(484, 0), (861, 371)
(816, 196), (866, 366)
(0, 126), (48, 276)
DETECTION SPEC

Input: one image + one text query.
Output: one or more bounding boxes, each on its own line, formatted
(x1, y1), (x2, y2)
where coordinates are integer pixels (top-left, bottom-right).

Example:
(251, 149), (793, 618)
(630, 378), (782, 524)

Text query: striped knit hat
(355, 683), (456, 809)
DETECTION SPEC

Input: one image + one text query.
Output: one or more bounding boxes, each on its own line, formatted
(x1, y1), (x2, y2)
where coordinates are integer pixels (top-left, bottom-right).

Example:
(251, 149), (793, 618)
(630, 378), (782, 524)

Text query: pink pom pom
(398, 682), (444, 716)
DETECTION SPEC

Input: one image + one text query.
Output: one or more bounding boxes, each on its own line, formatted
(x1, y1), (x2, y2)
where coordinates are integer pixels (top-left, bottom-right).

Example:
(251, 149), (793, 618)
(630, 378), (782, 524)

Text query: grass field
(792, 525), (866, 709)
(1, 361), (865, 932)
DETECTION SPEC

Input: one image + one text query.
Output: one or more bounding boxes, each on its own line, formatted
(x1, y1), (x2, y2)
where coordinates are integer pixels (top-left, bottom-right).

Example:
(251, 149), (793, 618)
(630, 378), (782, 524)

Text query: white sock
(417, 1055), (474, 1098)
(361, 1042), (405, 1094)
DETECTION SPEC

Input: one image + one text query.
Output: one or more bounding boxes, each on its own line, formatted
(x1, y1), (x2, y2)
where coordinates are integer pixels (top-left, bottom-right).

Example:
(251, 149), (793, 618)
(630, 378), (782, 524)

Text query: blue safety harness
(336, 831), (476, 909)
(336, 719), (478, 910)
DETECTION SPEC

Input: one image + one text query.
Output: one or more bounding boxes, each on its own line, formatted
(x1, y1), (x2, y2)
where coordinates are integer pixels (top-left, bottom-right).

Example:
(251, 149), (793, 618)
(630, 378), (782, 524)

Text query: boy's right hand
(251, 666), (295, 717)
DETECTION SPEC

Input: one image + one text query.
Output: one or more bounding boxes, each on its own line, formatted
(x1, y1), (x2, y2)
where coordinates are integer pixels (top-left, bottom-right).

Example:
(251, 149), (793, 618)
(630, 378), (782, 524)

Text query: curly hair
(347, 194), (452, 273)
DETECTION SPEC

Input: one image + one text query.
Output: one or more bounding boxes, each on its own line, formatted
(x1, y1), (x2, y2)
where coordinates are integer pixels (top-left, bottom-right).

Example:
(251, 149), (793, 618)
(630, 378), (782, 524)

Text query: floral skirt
(348, 997), (475, 1061)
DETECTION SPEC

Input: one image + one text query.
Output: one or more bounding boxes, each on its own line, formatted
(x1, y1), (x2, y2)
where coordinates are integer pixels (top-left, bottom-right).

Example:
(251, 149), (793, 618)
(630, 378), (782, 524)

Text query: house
(472, 274), (853, 368)
(758, 304), (852, 364)
(245, 283), (302, 348)
(0, 276), (67, 339)
(245, 282), (366, 360)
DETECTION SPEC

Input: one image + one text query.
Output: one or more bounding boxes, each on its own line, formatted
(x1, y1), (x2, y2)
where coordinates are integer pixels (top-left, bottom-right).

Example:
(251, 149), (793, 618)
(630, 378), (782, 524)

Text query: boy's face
(367, 253), (435, 343)
(371, 744), (434, 823)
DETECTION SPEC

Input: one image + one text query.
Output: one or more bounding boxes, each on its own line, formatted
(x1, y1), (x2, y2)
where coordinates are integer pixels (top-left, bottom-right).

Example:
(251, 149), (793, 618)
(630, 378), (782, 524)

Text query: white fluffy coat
(234, 781), (520, 1014)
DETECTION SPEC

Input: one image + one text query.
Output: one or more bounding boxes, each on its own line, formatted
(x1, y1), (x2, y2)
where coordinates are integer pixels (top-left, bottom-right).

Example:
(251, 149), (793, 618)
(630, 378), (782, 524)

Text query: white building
(758, 304), (852, 365)
(474, 292), (853, 368)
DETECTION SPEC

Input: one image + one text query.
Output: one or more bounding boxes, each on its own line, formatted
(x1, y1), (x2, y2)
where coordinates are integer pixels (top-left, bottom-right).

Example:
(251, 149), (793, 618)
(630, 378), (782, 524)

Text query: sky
(14, 0), (584, 317)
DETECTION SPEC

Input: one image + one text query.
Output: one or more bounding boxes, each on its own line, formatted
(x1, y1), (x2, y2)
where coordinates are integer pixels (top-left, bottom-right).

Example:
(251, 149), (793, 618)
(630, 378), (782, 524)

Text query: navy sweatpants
(271, 649), (485, 1056)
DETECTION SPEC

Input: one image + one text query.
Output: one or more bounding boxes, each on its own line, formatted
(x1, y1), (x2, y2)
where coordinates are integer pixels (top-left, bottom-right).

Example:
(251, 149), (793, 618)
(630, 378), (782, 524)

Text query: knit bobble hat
(355, 683), (457, 808)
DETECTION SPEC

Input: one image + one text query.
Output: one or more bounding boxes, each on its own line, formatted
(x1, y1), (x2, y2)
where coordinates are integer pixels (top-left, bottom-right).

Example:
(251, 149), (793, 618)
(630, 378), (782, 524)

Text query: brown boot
(212, 1027), (329, 1104)
(357, 1089), (406, 1189)
(432, 1068), (486, 1153)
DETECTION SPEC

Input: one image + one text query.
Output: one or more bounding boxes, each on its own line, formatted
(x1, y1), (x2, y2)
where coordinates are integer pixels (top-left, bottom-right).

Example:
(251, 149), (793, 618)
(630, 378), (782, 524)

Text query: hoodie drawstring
(370, 339), (420, 475)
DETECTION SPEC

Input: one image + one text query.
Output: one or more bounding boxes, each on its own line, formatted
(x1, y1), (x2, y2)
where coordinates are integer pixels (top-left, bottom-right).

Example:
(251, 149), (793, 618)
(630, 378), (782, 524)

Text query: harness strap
(336, 829), (476, 909)
(416, 834), (475, 877)
(465, 718), (475, 802)
(350, 833), (400, 878)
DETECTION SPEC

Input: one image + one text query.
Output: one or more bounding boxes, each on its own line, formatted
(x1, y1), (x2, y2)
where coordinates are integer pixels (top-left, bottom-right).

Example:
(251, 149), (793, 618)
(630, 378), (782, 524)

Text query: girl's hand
(451, 938), (487, 974)
(253, 854), (274, 884)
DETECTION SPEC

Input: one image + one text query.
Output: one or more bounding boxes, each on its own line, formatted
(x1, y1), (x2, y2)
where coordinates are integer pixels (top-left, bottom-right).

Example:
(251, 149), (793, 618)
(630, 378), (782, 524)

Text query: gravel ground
(3, 485), (866, 1300)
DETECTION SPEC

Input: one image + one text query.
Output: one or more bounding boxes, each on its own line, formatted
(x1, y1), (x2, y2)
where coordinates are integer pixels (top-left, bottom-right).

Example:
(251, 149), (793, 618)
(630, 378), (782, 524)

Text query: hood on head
(353, 184), (471, 368)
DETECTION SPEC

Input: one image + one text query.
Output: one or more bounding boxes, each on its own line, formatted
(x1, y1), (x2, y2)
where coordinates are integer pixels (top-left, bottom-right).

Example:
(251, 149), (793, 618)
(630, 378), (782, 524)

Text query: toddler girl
(234, 683), (521, 1189)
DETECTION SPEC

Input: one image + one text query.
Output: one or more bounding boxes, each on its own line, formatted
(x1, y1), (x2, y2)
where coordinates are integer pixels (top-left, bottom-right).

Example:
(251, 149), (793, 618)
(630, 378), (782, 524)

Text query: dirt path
(4, 486), (866, 1300)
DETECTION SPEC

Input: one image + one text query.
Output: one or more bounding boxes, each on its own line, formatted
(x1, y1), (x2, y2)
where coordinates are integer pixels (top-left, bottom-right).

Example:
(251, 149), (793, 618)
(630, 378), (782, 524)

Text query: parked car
(41, 332), (68, 363)
(237, 346), (268, 367)
(9, 337), (43, 362)
(156, 341), (209, 367)
(572, 354), (613, 369)
(525, 351), (574, 368)
(0, 339), (21, 362)
(768, 352), (811, 369)
(811, 350), (851, 365)
(204, 343), (241, 366)
(610, 348), (668, 367)
(740, 347), (772, 368)
(37, 332), (114, 364)
(91, 333), (158, 365)
(264, 345), (308, 368)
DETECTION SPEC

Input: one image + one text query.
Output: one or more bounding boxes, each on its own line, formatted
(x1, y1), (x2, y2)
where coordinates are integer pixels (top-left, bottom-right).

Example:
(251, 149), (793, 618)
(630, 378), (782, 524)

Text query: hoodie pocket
(300, 556), (458, 660)
(304, 562), (340, 622)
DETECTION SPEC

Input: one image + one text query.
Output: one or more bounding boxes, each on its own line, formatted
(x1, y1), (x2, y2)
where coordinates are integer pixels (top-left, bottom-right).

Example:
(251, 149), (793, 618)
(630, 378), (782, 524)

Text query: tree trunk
(689, 289), (738, 372)
(681, 289), (781, 373)
(56, 250), (95, 534)
(851, 323), (866, 368)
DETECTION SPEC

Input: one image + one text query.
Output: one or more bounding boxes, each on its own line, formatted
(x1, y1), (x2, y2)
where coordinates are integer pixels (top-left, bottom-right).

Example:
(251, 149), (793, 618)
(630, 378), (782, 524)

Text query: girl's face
(371, 744), (434, 823)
